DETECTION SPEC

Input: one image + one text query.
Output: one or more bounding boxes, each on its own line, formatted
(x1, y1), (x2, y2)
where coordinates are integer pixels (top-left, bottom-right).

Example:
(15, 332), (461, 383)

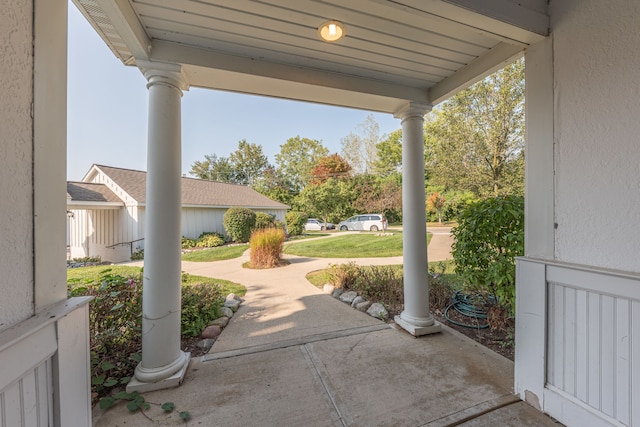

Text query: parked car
(304, 218), (335, 231)
(337, 214), (387, 231)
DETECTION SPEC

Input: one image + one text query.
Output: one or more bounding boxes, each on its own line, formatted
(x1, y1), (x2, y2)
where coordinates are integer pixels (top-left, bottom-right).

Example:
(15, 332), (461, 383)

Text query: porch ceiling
(72, 0), (548, 112)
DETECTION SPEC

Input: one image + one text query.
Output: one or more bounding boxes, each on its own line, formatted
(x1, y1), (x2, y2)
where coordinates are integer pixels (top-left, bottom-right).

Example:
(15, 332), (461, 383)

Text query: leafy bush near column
(254, 212), (277, 229)
(68, 269), (227, 405)
(223, 207), (256, 242)
(285, 211), (307, 236)
(195, 232), (225, 248)
(451, 195), (524, 314)
(249, 227), (286, 268)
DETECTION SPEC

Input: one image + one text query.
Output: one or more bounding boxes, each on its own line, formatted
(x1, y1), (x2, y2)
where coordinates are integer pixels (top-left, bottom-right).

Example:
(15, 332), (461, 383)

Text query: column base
(394, 315), (442, 337)
(127, 352), (191, 393)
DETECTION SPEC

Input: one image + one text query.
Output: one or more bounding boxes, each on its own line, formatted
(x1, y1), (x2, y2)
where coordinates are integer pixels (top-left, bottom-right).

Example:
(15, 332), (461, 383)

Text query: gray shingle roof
(93, 165), (289, 208)
(67, 182), (122, 203)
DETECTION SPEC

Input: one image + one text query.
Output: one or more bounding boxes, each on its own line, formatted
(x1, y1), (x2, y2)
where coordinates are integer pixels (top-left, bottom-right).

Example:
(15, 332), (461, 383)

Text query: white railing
(0, 297), (92, 427)
(516, 258), (640, 427)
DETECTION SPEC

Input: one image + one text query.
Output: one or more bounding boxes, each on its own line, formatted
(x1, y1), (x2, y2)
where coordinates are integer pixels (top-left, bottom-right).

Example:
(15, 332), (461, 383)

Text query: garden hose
(444, 291), (490, 329)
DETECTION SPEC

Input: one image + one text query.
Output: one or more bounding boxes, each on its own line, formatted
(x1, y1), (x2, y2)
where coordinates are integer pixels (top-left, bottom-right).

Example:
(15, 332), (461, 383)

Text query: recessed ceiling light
(318, 20), (346, 42)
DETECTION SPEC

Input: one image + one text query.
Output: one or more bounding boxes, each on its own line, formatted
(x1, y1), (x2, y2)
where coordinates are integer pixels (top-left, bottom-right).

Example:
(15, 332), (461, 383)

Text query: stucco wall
(0, 1), (34, 331)
(552, 0), (640, 272)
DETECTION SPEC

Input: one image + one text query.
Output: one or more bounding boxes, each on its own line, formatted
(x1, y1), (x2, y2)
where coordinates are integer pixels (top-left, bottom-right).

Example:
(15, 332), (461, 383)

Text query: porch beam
(92, 0), (152, 63)
(149, 40), (430, 106)
(127, 60), (190, 393)
(394, 102), (441, 337)
(429, 42), (523, 105)
(380, 0), (548, 42)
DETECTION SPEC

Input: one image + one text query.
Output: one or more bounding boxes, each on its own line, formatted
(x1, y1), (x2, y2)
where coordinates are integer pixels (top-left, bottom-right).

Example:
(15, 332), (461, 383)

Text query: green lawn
(67, 265), (246, 296)
(181, 244), (249, 262)
(283, 231), (432, 258)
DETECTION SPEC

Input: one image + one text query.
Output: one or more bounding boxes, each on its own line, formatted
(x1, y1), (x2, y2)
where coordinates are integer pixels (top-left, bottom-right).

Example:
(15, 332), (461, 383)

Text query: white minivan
(337, 214), (387, 231)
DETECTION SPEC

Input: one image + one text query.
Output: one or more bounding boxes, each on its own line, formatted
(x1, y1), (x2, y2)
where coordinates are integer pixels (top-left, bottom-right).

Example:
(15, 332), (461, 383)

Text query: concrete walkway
(93, 228), (559, 426)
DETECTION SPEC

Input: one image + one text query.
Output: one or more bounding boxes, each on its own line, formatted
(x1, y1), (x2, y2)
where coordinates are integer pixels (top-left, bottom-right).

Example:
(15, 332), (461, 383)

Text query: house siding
(69, 207), (144, 262)
(552, 0), (640, 273)
(0, 0), (34, 331)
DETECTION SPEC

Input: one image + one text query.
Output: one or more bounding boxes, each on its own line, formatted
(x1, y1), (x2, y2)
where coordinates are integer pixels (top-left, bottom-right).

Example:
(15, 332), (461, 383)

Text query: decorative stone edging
(322, 285), (389, 320)
(196, 293), (243, 352)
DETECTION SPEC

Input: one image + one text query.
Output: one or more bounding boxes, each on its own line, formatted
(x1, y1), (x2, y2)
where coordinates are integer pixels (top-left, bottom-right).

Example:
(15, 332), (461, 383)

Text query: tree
(353, 175), (402, 222)
(341, 114), (381, 174)
(189, 154), (234, 182)
(373, 129), (402, 177)
(252, 165), (296, 206)
(229, 139), (269, 186)
(294, 178), (355, 225)
(275, 136), (329, 192)
(426, 60), (525, 197)
(310, 153), (352, 184)
(427, 192), (446, 224)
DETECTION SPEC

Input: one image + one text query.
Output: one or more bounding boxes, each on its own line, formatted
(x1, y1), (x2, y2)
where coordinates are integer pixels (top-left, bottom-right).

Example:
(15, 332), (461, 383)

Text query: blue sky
(66, 3), (402, 181)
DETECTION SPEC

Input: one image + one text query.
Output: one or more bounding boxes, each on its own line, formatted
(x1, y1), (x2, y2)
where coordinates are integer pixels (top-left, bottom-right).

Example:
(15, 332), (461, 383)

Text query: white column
(394, 102), (441, 336)
(128, 61), (190, 393)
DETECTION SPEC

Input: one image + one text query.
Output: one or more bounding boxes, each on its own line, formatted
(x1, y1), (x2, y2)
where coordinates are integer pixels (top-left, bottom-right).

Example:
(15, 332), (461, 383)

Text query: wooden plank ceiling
(72, 0), (548, 112)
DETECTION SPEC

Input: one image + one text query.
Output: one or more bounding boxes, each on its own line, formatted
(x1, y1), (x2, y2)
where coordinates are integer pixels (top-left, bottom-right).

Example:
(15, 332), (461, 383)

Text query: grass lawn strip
(67, 265), (246, 296)
(181, 244), (249, 262)
(284, 231), (432, 258)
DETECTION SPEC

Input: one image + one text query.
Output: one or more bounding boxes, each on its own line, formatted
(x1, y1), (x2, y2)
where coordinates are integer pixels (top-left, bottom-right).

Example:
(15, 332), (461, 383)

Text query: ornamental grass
(249, 227), (286, 268)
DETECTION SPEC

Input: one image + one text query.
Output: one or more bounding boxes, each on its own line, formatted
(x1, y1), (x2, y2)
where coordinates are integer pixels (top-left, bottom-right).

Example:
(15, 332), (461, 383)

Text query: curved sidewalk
(94, 229), (558, 426)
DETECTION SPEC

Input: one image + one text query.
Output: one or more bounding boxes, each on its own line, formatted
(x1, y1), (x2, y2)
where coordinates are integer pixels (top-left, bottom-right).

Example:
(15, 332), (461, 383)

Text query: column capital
(136, 59), (189, 91)
(393, 102), (432, 121)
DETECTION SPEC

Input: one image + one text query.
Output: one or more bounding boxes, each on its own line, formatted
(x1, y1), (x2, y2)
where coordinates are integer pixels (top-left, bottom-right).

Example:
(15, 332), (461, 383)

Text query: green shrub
(249, 228), (286, 268)
(130, 249), (144, 260)
(254, 212), (276, 229)
(181, 236), (198, 249)
(223, 207), (256, 242)
(285, 211), (307, 236)
(72, 256), (102, 264)
(68, 270), (227, 404)
(181, 283), (225, 337)
(195, 232), (225, 248)
(451, 195), (524, 314)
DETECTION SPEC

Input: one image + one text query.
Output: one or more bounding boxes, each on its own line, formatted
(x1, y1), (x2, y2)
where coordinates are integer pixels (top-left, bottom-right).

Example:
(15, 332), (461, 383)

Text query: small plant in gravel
(249, 227), (286, 268)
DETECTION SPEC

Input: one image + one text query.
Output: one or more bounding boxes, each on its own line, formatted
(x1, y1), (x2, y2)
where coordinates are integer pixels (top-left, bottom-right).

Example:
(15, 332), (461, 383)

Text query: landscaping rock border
(322, 284), (389, 321)
(196, 293), (243, 352)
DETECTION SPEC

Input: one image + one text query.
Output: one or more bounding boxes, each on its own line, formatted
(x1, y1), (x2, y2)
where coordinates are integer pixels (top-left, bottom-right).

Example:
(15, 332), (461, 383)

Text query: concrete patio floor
(93, 230), (561, 426)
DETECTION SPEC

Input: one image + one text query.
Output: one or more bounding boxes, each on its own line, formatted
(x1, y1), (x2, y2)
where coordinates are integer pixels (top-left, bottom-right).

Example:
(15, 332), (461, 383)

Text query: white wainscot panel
(546, 264), (640, 427)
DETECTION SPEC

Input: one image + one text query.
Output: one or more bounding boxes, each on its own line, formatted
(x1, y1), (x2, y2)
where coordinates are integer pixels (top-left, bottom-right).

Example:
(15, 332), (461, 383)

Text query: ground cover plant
(67, 266), (245, 408)
(283, 231), (428, 258)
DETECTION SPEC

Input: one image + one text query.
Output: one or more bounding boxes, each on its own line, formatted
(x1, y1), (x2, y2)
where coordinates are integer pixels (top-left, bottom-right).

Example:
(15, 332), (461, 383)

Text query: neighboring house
(67, 164), (288, 263)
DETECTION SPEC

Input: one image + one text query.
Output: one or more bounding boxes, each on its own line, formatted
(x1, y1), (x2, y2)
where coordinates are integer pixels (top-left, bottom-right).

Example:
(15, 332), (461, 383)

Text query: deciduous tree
(341, 114), (381, 174)
(426, 60), (525, 197)
(310, 153), (352, 184)
(229, 139), (269, 186)
(275, 136), (329, 192)
(189, 154), (234, 182)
